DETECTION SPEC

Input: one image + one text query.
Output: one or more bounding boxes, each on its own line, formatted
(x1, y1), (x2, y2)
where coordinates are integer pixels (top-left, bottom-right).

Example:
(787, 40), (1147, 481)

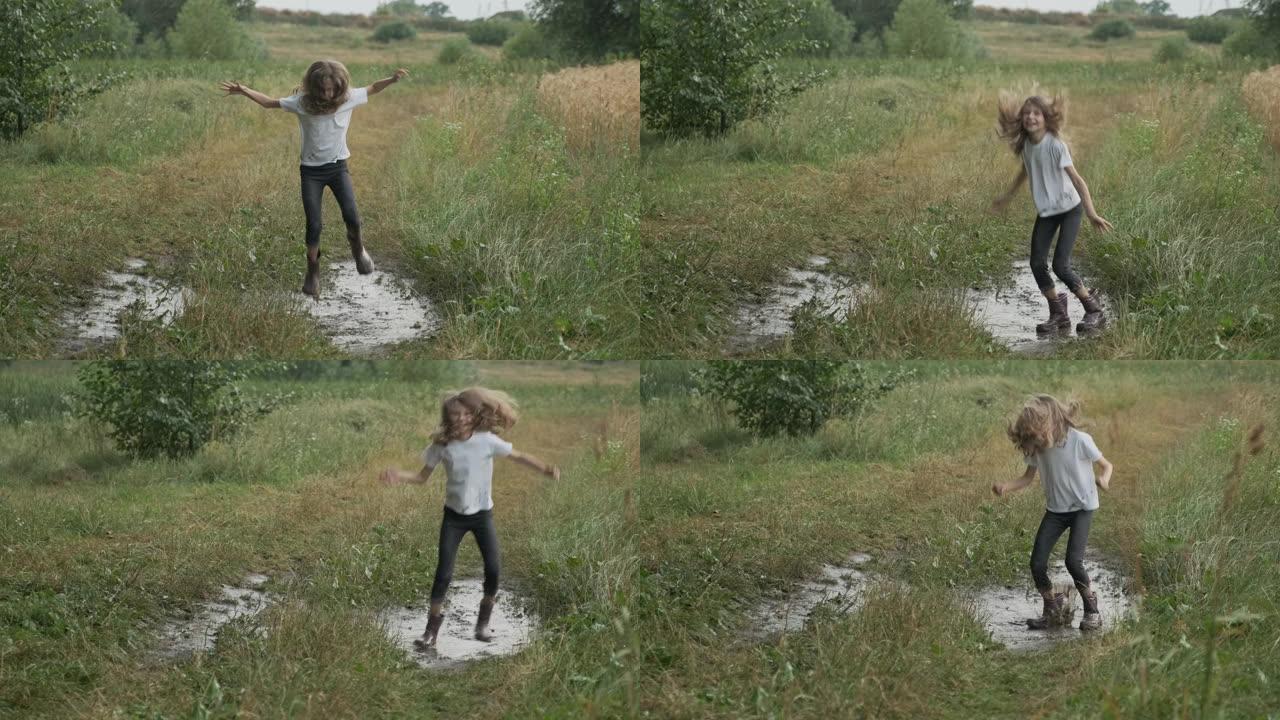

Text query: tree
(885, 0), (971, 58)
(121, 0), (254, 38)
(531, 0), (638, 60)
(375, 0), (425, 16)
(168, 0), (255, 59)
(1248, 0), (1280, 38)
(1094, 0), (1142, 13)
(424, 1), (451, 18)
(0, 0), (121, 139)
(833, 0), (968, 39)
(1141, 0), (1170, 15)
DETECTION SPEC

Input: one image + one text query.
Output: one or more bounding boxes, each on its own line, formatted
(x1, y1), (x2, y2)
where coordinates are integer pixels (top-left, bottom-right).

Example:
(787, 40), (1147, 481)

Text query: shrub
(82, 6), (140, 58)
(531, 0), (638, 61)
(1223, 23), (1280, 61)
(372, 19), (417, 42)
(1154, 34), (1191, 62)
(884, 0), (980, 59)
(503, 22), (557, 60)
(1186, 16), (1234, 43)
(168, 0), (258, 60)
(437, 36), (472, 64)
(1088, 18), (1136, 40)
(465, 19), (514, 46)
(785, 0), (856, 57)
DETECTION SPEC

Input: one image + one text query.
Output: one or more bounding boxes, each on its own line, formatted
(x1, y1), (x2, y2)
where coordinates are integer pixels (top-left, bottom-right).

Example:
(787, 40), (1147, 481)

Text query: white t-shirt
(1024, 427), (1103, 513)
(1022, 132), (1082, 218)
(279, 87), (369, 166)
(422, 431), (514, 515)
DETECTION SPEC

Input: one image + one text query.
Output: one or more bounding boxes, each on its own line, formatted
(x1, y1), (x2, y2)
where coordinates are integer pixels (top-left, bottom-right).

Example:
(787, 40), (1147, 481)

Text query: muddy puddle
(966, 260), (1107, 355)
(60, 258), (192, 353)
(305, 262), (442, 354)
(971, 557), (1137, 652)
(152, 573), (273, 661)
(729, 256), (866, 353)
(744, 552), (874, 640)
(379, 578), (537, 670)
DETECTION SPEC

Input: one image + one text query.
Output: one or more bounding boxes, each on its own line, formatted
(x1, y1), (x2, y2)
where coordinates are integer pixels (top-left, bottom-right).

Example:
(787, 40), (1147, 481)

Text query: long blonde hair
(1008, 394), (1081, 457)
(431, 387), (519, 444)
(299, 60), (351, 115)
(997, 91), (1067, 156)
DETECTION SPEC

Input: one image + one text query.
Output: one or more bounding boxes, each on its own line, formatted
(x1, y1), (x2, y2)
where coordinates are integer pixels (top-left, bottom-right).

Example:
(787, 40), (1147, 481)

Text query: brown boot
(1027, 591), (1070, 629)
(1079, 589), (1102, 631)
(302, 252), (321, 297)
(413, 611), (444, 650)
(1076, 292), (1106, 333)
(350, 238), (374, 275)
(1035, 292), (1070, 334)
(475, 596), (495, 642)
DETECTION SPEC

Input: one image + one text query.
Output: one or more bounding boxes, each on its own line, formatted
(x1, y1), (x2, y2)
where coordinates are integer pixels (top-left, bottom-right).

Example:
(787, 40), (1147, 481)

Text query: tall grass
(537, 60), (640, 154)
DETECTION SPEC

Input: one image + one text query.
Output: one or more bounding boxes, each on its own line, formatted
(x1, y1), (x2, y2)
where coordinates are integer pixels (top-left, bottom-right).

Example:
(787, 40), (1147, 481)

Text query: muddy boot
(1035, 292), (1070, 334)
(475, 596), (495, 642)
(1027, 592), (1069, 629)
(1079, 589), (1102, 631)
(1076, 292), (1106, 333)
(302, 252), (321, 298)
(413, 611), (444, 651)
(350, 237), (375, 275)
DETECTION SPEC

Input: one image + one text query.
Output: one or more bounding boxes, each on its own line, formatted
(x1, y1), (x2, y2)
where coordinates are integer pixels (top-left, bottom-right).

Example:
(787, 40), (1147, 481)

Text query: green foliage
(642, 0), (815, 136)
(833, 0), (969, 39)
(530, 0), (639, 61)
(1141, 0), (1170, 13)
(1153, 34), (1191, 63)
(121, 0), (254, 38)
(1088, 18), (1136, 40)
(503, 22), (557, 60)
(1093, 0), (1141, 12)
(168, 0), (259, 60)
(0, 0), (123, 140)
(1185, 16), (1234, 43)
(81, 6), (141, 58)
(884, 0), (981, 59)
(374, 0), (425, 16)
(371, 20), (417, 42)
(424, 1), (452, 18)
(75, 361), (277, 460)
(1222, 21), (1280, 60)
(1249, 0), (1280, 38)
(465, 19), (515, 46)
(784, 0), (856, 57)
(436, 36), (473, 63)
(699, 361), (899, 438)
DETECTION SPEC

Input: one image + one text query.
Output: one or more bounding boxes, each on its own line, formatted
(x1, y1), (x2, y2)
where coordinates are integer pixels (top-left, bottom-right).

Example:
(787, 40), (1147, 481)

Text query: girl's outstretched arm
(381, 464), (435, 485)
(1094, 456), (1113, 491)
(991, 166), (1027, 213)
(1064, 165), (1114, 232)
(368, 68), (409, 96)
(507, 451), (560, 480)
(993, 465), (1036, 497)
(220, 81), (281, 109)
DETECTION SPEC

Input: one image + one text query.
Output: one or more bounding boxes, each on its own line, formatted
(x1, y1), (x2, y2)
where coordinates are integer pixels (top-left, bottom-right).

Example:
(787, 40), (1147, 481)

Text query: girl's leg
(472, 511), (501, 641)
(1030, 511), (1071, 596)
(1064, 510), (1095, 604)
(1051, 205), (1085, 295)
(328, 163), (373, 274)
(1029, 214), (1062, 302)
(300, 168), (326, 295)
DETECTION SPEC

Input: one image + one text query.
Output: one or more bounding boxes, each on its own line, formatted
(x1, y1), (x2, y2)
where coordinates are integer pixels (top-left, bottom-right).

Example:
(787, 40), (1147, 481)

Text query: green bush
(1222, 22), (1279, 60)
(884, 0), (980, 59)
(1185, 16), (1234, 43)
(81, 6), (140, 57)
(372, 20), (417, 42)
(75, 361), (278, 460)
(465, 19), (514, 46)
(437, 36), (472, 64)
(168, 0), (258, 60)
(1154, 34), (1191, 62)
(1088, 18), (1136, 40)
(502, 22), (557, 60)
(785, 0), (856, 57)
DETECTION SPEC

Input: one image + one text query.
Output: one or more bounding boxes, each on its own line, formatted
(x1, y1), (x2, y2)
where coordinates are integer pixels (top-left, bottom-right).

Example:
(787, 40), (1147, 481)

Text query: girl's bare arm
(220, 81), (281, 109)
(1094, 456), (1113, 491)
(1064, 165), (1114, 232)
(368, 68), (409, 96)
(991, 166), (1027, 212)
(993, 465), (1036, 496)
(381, 464), (435, 485)
(508, 451), (560, 479)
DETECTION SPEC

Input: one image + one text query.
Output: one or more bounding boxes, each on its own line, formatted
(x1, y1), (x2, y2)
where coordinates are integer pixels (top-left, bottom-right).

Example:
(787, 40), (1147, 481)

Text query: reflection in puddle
(61, 258), (192, 353)
(305, 262), (442, 354)
(380, 578), (537, 669)
(966, 260), (1106, 355)
(153, 573), (273, 661)
(730, 256), (867, 353)
(745, 552), (873, 639)
(971, 558), (1136, 651)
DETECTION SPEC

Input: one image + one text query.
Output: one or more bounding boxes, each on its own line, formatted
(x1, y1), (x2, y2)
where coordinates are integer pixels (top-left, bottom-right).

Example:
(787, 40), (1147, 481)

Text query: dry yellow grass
(536, 60), (639, 154)
(1243, 65), (1280, 151)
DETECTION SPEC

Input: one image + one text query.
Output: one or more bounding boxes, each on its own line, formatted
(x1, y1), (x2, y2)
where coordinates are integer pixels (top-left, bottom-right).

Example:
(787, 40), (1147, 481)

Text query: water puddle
(60, 258), (192, 353)
(729, 256), (867, 353)
(379, 578), (538, 670)
(971, 557), (1137, 652)
(153, 573), (273, 661)
(966, 260), (1107, 355)
(744, 552), (874, 640)
(305, 262), (442, 354)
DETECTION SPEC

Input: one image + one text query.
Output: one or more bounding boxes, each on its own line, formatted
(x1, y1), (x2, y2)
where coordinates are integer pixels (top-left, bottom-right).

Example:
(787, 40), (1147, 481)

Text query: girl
(993, 395), (1113, 632)
(380, 387), (560, 649)
(219, 61), (409, 298)
(991, 93), (1114, 335)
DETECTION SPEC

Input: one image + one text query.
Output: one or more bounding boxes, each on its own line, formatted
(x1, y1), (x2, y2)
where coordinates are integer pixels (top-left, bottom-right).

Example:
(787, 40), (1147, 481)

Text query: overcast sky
(974, 0), (1239, 16)
(257, 0), (529, 21)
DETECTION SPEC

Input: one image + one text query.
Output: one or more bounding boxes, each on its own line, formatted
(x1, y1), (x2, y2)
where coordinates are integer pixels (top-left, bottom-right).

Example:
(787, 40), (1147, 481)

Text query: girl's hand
(546, 465), (561, 481)
(992, 483), (1005, 497)
(219, 81), (246, 96)
(392, 68), (409, 82)
(1088, 214), (1114, 233)
(379, 468), (400, 486)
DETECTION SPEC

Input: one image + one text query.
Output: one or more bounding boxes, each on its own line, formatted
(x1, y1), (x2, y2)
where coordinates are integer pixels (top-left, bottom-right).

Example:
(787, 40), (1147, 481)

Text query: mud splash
(971, 557), (1137, 652)
(61, 258), (192, 353)
(305, 262), (442, 354)
(380, 578), (537, 670)
(153, 573), (273, 660)
(966, 260), (1107, 355)
(729, 256), (866, 353)
(744, 552), (874, 639)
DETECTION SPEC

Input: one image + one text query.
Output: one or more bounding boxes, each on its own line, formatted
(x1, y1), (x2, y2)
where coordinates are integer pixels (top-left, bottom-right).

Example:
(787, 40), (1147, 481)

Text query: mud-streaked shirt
(1023, 132), (1082, 217)
(1024, 428), (1103, 512)
(278, 87), (369, 166)
(422, 431), (514, 515)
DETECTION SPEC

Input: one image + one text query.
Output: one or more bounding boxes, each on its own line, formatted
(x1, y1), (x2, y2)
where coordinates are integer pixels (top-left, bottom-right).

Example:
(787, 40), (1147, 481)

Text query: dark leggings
(300, 160), (361, 248)
(430, 507), (500, 603)
(1030, 509), (1093, 594)
(1029, 203), (1084, 293)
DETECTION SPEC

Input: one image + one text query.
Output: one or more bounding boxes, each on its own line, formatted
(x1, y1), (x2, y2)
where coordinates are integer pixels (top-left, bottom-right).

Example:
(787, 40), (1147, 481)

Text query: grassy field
(0, 23), (639, 359)
(0, 361), (642, 718)
(636, 361), (1280, 717)
(642, 20), (1280, 359)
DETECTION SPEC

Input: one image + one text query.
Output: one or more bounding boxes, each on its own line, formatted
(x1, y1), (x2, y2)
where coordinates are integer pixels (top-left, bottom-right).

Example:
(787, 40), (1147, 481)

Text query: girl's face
(447, 402), (474, 432)
(1021, 105), (1045, 134)
(319, 77), (336, 100)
